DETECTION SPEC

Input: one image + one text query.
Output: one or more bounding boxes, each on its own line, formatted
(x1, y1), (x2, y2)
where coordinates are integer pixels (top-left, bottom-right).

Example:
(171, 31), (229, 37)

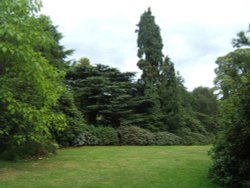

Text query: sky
(41, 0), (250, 90)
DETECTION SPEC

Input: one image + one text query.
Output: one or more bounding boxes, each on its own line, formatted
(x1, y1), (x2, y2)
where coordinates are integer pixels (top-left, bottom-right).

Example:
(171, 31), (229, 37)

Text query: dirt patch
(0, 168), (22, 181)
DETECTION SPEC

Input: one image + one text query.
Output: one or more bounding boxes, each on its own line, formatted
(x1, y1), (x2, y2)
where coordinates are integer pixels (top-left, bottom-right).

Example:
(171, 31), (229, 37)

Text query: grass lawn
(0, 146), (219, 188)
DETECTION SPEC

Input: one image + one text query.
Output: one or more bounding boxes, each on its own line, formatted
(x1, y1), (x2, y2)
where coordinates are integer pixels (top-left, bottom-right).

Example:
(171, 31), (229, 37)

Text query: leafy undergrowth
(0, 146), (219, 188)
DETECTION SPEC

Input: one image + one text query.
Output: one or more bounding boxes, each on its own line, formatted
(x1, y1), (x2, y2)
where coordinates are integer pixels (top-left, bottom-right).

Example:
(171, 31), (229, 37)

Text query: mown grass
(0, 146), (219, 188)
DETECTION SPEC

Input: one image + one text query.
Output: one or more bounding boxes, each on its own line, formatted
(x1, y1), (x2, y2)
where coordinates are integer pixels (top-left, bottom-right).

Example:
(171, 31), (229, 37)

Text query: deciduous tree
(209, 29), (250, 187)
(0, 0), (66, 158)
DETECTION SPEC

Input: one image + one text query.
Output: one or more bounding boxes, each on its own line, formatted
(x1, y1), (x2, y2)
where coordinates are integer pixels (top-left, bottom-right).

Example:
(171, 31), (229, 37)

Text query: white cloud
(41, 0), (250, 90)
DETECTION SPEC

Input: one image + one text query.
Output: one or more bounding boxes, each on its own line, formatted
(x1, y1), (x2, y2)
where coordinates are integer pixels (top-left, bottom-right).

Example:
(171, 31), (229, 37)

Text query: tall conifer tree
(136, 8), (181, 130)
(136, 8), (164, 126)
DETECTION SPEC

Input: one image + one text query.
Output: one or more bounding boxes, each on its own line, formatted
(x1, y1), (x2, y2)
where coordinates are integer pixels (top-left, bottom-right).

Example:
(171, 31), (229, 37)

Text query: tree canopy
(209, 29), (250, 187)
(0, 0), (66, 158)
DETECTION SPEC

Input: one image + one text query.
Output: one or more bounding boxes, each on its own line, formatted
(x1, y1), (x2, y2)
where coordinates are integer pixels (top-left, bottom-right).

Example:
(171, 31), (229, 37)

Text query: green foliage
(67, 61), (153, 128)
(0, 0), (66, 158)
(73, 126), (119, 146)
(136, 7), (164, 126)
(73, 131), (98, 146)
(136, 7), (163, 84)
(159, 57), (182, 131)
(33, 16), (86, 148)
(179, 128), (213, 145)
(0, 2), (222, 161)
(195, 112), (218, 133)
(154, 132), (182, 145)
(192, 87), (218, 115)
(35, 15), (73, 71)
(68, 62), (128, 126)
(177, 109), (216, 145)
(0, 141), (58, 161)
(136, 8), (185, 131)
(210, 29), (250, 187)
(53, 91), (87, 147)
(118, 126), (155, 145)
(91, 127), (119, 145)
(232, 31), (250, 48)
(173, 83), (218, 144)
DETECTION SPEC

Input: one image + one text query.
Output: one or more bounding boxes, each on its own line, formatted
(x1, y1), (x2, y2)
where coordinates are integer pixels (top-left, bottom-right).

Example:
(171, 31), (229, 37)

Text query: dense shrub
(154, 132), (182, 145)
(196, 113), (218, 133)
(93, 127), (119, 145)
(178, 128), (212, 145)
(209, 127), (250, 188)
(209, 135), (250, 188)
(54, 91), (88, 147)
(55, 117), (87, 147)
(73, 131), (98, 146)
(73, 127), (119, 146)
(208, 42), (250, 187)
(0, 141), (58, 161)
(183, 114), (207, 134)
(118, 126), (155, 145)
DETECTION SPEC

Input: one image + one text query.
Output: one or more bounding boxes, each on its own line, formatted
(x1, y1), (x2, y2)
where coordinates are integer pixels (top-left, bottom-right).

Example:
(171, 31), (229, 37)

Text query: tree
(34, 16), (87, 147)
(67, 59), (153, 128)
(0, 0), (66, 159)
(136, 8), (185, 131)
(209, 28), (250, 187)
(136, 8), (164, 85)
(35, 15), (73, 71)
(136, 7), (163, 126)
(192, 87), (218, 133)
(192, 87), (217, 115)
(159, 56), (182, 131)
(53, 91), (87, 147)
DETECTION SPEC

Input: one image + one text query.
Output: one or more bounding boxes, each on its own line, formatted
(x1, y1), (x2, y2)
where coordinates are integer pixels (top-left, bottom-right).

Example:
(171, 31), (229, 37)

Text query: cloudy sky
(41, 0), (250, 90)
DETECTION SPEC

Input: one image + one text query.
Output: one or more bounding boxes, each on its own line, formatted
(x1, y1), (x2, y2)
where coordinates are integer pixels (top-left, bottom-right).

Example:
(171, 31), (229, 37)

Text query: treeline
(57, 9), (219, 147)
(0, 2), (218, 160)
(61, 59), (218, 147)
(2, 2), (249, 187)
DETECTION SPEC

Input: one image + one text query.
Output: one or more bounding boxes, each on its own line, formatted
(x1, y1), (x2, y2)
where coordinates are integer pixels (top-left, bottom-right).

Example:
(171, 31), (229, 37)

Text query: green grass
(0, 146), (219, 188)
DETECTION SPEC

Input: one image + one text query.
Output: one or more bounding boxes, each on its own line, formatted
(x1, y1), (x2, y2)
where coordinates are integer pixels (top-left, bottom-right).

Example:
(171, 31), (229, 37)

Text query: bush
(118, 126), (155, 145)
(178, 128), (211, 145)
(209, 127), (250, 187)
(54, 91), (88, 147)
(55, 117), (87, 147)
(73, 131), (98, 146)
(154, 132), (182, 145)
(73, 126), (119, 146)
(93, 127), (119, 145)
(183, 114), (207, 134)
(0, 141), (58, 161)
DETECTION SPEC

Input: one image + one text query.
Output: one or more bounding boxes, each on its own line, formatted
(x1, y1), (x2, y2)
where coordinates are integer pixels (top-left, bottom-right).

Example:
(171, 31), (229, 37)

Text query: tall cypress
(136, 8), (164, 85)
(136, 8), (164, 127)
(136, 8), (181, 131)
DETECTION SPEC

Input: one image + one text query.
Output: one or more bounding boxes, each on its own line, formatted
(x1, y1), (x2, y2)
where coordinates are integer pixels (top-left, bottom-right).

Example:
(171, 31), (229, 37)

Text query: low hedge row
(72, 126), (212, 146)
(73, 126), (119, 146)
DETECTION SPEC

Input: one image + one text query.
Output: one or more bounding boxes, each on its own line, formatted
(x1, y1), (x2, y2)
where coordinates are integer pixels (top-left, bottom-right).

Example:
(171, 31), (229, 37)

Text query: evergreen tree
(192, 87), (218, 116)
(136, 7), (164, 126)
(67, 59), (153, 128)
(136, 8), (182, 131)
(35, 15), (73, 71)
(159, 57), (182, 131)
(136, 8), (164, 85)
(192, 87), (218, 133)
